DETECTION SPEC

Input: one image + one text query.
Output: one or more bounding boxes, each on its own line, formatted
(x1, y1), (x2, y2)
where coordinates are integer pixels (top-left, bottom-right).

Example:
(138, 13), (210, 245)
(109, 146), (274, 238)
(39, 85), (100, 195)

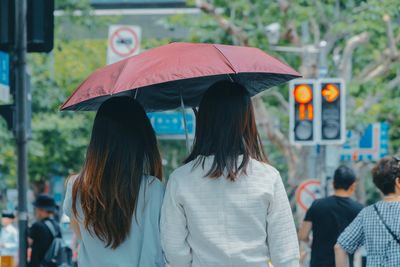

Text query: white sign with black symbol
(107, 25), (141, 65)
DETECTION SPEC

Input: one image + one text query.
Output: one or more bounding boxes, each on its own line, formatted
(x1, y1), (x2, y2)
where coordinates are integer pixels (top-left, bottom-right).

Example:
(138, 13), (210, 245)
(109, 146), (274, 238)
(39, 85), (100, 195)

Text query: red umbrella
(61, 42), (300, 112)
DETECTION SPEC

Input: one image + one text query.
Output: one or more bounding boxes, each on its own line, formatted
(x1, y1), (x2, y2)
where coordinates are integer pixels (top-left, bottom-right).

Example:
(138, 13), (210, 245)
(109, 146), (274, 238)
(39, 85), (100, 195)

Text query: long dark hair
(72, 97), (162, 249)
(184, 81), (267, 181)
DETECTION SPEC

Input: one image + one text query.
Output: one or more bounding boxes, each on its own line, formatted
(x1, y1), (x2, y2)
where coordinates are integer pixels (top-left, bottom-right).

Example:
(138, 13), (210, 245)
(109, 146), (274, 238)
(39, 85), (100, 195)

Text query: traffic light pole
(318, 41), (338, 197)
(318, 41), (329, 197)
(15, 0), (29, 266)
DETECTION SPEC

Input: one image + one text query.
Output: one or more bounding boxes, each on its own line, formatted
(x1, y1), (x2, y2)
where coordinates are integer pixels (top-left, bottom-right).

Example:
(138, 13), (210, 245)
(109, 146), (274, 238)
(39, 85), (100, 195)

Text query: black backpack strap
(43, 220), (60, 238)
(373, 204), (400, 245)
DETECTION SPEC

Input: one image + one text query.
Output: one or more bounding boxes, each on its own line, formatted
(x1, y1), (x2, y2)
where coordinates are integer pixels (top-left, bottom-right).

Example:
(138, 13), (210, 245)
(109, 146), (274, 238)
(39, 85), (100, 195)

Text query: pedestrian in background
(335, 156), (400, 267)
(299, 165), (363, 267)
(161, 81), (300, 267)
(63, 97), (165, 267)
(28, 194), (60, 267)
(0, 211), (18, 260)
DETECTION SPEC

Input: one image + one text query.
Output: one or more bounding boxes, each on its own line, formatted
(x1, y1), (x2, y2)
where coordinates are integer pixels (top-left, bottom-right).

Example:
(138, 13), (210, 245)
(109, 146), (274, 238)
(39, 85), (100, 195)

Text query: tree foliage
(169, 0), (400, 203)
(0, 0), (105, 186)
(1, 0), (399, 202)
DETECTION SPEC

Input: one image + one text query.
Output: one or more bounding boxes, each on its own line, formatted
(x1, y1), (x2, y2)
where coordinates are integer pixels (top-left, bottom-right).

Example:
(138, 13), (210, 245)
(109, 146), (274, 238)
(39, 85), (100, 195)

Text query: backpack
(41, 220), (73, 267)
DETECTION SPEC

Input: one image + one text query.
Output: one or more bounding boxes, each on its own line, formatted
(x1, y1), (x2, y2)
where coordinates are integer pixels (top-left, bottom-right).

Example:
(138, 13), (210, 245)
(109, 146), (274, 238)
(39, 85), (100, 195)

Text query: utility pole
(318, 41), (328, 196)
(15, 0), (29, 266)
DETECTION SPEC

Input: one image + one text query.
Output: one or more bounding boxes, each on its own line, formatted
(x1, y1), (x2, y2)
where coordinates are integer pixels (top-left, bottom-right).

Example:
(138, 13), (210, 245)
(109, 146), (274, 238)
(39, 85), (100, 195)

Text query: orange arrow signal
(322, 83), (340, 102)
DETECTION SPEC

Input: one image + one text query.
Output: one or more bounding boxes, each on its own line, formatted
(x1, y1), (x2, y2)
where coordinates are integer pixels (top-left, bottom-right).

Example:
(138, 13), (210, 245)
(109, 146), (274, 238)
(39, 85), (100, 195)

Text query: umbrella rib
(213, 44), (238, 74)
(111, 59), (131, 95)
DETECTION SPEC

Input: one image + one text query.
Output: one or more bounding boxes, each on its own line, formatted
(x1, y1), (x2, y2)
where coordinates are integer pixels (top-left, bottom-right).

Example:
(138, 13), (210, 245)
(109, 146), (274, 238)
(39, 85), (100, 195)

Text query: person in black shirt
(28, 195), (61, 267)
(298, 165), (363, 267)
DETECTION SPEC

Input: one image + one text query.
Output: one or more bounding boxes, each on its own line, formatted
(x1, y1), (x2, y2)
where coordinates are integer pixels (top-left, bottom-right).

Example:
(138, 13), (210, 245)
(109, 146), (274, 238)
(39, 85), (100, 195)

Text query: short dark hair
(372, 156), (400, 195)
(333, 165), (356, 190)
(184, 81), (267, 181)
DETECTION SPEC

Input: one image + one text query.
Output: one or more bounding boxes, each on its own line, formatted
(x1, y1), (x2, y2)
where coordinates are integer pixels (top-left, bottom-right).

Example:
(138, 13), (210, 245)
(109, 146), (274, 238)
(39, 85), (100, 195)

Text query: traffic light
(0, 0), (54, 53)
(289, 79), (317, 145)
(0, 0), (13, 51)
(317, 78), (345, 144)
(27, 0), (54, 53)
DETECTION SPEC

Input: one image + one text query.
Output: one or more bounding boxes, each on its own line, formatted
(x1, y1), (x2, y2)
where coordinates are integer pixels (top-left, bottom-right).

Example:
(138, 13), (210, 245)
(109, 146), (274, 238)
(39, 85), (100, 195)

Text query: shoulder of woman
(168, 162), (194, 182)
(249, 159), (281, 178)
(65, 174), (79, 189)
(144, 176), (165, 193)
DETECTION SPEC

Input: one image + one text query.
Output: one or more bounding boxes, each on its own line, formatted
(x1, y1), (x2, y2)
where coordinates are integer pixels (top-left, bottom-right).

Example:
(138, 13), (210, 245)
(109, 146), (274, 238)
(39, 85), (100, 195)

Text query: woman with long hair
(161, 81), (300, 267)
(63, 97), (165, 266)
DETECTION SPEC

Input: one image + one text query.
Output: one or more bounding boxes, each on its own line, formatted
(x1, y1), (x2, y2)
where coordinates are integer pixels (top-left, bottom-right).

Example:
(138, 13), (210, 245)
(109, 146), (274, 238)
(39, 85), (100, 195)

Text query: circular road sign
(109, 27), (139, 57)
(295, 179), (322, 212)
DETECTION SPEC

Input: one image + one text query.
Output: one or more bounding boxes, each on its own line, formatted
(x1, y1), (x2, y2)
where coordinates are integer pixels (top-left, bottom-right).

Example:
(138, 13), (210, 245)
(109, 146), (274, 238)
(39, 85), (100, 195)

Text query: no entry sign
(295, 179), (322, 212)
(107, 25), (141, 65)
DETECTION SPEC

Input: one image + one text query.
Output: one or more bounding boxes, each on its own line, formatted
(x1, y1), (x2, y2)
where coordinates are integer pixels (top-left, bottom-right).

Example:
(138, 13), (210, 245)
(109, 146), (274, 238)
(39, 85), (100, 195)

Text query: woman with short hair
(63, 97), (165, 267)
(161, 81), (300, 267)
(335, 156), (400, 267)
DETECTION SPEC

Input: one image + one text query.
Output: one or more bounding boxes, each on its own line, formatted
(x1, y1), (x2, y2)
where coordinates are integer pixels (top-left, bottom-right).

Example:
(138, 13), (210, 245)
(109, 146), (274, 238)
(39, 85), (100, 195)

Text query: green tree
(170, 0), (400, 203)
(0, 0), (110, 187)
(26, 1), (175, 183)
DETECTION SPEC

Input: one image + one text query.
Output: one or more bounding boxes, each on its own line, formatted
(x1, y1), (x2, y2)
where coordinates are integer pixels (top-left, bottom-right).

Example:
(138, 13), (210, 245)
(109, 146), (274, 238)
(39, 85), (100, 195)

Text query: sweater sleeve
(160, 175), (192, 267)
(138, 178), (166, 267)
(267, 172), (300, 267)
(63, 175), (78, 218)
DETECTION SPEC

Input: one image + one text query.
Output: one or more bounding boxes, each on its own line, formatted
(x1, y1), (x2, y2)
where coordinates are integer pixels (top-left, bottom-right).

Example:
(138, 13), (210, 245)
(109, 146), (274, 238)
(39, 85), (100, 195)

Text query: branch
(357, 22), (400, 82)
(354, 92), (383, 114)
(263, 90), (289, 111)
(357, 48), (400, 81)
(323, 29), (348, 55)
(388, 71), (400, 90)
(309, 16), (320, 44)
(253, 96), (299, 186)
(278, 0), (289, 13)
(338, 32), (369, 83)
(383, 15), (398, 57)
(311, 0), (329, 30)
(283, 22), (301, 45)
(195, 0), (249, 46)
(358, 16), (399, 80)
(355, 68), (400, 114)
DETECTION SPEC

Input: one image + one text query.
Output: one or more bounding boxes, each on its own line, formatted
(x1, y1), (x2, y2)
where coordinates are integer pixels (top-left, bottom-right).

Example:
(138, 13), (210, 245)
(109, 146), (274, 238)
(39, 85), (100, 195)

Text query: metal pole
(318, 41), (329, 197)
(15, 0), (29, 266)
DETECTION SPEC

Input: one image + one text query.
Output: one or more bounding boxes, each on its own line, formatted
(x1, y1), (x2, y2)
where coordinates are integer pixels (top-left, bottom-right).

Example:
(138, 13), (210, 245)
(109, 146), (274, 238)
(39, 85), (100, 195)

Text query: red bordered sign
(295, 179), (322, 212)
(109, 26), (139, 57)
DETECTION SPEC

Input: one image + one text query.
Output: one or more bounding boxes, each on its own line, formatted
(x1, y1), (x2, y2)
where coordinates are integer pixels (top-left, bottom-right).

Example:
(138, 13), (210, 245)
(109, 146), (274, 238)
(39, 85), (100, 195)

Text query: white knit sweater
(161, 156), (300, 267)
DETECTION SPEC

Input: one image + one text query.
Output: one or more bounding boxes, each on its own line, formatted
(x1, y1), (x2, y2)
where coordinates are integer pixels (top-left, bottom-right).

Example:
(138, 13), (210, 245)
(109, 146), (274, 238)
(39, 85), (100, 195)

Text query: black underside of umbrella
(62, 72), (299, 112)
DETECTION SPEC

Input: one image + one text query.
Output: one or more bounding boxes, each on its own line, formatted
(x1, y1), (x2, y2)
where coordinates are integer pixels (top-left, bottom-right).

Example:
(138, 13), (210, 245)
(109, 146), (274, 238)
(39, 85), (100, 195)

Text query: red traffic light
(293, 84), (314, 121)
(294, 84), (313, 104)
(290, 80), (317, 145)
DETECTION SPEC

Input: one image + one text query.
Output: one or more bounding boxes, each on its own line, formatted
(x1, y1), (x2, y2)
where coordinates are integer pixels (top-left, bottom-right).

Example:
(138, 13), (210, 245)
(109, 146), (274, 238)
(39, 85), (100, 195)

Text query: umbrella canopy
(61, 42), (301, 112)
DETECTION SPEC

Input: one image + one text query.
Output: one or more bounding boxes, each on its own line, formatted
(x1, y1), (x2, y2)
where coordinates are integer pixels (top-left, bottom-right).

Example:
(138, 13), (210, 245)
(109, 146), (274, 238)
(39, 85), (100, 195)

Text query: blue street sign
(340, 122), (389, 161)
(148, 111), (195, 138)
(0, 51), (10, 86)
(0, 52), (10, 103)
(52, 176), (64, 205)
